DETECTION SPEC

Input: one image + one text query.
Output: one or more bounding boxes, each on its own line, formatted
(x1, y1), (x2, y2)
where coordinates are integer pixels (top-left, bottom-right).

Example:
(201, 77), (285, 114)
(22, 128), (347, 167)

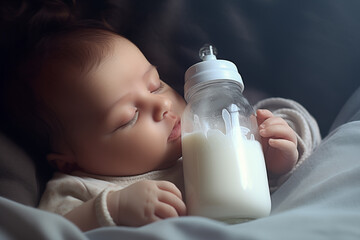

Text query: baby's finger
(268, 138), (298, 160)
(256, 109), (273, 126)
(266, 139), (298, 175)
(259, 116), (288, 129)
(156, 181), (183, 200)
(260, 124), (297, 144)
(268, 138), (297, 152)
(155, 202), (180, 219)
(158, 190), (187, 216)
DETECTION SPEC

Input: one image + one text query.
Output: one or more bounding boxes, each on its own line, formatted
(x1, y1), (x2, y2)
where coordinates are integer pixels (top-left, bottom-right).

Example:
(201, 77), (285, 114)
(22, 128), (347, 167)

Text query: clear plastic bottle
(181, 45), (271, 223)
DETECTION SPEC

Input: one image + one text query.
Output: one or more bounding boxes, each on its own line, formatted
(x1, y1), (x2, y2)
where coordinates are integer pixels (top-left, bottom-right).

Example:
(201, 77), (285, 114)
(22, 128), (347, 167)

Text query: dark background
(102, 0), (360, 137)
(1, 0), (360, 136)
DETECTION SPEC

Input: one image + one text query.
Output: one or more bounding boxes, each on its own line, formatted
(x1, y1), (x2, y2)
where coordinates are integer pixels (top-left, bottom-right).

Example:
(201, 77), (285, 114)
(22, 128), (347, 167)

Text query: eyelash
(152, 81), (165, 93)
(113, 110), (138, 132)
(114, 81), (164, 132)
(124, 110), (139, 128)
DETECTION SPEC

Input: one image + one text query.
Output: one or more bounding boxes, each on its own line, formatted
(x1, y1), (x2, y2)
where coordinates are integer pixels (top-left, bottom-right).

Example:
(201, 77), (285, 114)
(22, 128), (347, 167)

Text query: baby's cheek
(134, 128), (167, 157)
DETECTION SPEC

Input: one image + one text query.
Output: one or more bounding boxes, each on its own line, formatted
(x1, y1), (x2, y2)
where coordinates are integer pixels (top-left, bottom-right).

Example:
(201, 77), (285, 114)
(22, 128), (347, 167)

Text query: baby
(4, 7), (320, 232)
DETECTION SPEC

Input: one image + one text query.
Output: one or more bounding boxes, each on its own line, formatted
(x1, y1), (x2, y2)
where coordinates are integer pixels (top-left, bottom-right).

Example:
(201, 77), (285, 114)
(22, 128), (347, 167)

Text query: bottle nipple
(199, 44), (218, 61)
(184, 44), (244, 101)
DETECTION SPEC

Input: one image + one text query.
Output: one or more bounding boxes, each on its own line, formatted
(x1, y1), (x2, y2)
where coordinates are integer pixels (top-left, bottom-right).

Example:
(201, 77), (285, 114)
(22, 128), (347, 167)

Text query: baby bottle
(181, 45), (271, 223)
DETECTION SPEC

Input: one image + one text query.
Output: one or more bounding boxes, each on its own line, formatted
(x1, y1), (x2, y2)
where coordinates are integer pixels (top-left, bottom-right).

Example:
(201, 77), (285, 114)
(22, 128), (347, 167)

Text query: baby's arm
(256, 109), (299, 177)
(64, 180), (186, 231)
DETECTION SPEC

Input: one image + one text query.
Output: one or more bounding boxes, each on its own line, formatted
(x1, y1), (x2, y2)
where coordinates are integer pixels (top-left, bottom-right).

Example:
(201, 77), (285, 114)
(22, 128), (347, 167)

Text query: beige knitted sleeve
(37, 173), (91, 215)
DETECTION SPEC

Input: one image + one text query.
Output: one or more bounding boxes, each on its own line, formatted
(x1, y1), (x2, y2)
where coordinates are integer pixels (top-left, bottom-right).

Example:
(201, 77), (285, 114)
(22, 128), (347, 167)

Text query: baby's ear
(47, 153), (77, 173)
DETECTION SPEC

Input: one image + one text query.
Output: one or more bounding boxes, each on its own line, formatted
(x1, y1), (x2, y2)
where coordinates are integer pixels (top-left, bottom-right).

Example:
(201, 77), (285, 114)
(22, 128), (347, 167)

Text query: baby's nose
(153, 97), (172, 121)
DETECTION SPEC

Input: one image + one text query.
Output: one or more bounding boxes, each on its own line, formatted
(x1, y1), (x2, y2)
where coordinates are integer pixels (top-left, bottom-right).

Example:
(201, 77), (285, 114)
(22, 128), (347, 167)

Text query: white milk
(182, 129), (271, 221)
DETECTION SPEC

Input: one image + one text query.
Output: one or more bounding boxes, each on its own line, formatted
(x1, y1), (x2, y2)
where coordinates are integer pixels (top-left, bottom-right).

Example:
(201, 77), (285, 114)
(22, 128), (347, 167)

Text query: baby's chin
(156, 156), (180, 171)
(153, 143), (182, 171)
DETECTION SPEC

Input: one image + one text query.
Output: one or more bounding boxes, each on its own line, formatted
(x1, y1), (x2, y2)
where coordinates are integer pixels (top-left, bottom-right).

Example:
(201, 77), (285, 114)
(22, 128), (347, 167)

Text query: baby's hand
(107, 180), (186, 227)
(256, 109), (299, 177)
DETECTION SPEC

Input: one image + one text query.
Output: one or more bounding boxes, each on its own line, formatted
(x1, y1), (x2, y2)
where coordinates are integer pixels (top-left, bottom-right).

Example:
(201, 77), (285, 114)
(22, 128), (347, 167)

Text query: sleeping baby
(5, 1), (320, 231)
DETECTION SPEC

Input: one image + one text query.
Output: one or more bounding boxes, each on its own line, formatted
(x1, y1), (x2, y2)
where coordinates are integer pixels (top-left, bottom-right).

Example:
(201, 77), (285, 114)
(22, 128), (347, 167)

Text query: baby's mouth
(168, 120), (181, 142)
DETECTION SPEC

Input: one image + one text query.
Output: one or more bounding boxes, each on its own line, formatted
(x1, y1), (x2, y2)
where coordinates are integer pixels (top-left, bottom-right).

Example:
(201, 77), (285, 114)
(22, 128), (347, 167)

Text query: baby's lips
(168, 120), (181, 142)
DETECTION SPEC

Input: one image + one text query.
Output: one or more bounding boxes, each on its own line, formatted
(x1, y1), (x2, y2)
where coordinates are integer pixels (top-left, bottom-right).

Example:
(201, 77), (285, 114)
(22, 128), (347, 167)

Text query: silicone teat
(184, 44), (244, 100)
(199, 44), (218, 61)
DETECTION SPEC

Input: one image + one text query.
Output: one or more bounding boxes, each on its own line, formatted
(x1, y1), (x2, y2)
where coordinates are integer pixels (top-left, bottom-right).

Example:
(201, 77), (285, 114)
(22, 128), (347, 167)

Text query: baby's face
(49, 36), (186, 176)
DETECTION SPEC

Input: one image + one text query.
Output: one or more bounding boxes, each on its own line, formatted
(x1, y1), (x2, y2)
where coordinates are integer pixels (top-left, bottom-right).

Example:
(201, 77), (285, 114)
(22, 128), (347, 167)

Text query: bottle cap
(184, 44), (244, 100)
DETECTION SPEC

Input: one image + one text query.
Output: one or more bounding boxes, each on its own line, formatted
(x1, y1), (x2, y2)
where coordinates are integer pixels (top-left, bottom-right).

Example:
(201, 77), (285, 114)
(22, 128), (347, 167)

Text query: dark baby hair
(0, 0), (118, 159)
